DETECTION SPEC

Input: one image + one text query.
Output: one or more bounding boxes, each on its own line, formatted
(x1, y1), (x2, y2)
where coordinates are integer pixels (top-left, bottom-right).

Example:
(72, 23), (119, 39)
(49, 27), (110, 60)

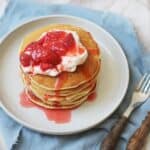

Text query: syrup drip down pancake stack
(19, 24), (101, 109)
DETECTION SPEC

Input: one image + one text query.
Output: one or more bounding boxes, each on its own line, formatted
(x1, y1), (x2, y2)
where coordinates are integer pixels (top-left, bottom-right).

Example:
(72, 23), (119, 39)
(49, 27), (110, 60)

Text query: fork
(101, 73), (150, 150)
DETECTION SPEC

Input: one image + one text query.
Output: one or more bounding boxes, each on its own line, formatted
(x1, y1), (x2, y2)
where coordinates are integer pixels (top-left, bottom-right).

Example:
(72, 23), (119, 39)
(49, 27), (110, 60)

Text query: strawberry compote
(20, 30), (88, 76)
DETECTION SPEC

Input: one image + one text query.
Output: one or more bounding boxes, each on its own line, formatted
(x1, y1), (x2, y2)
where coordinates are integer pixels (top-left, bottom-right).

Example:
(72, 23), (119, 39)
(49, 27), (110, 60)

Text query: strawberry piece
(47, 31), (66, 41)
(20, 53), (31, 67)
(47, 51), (61, 65)
(40, 63), (51, 71)
(64, 33), (75, 49)
(50, 41), (66, 56)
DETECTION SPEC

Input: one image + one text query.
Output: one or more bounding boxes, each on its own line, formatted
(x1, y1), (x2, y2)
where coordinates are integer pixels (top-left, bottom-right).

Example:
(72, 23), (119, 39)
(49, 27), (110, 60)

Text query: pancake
(26, 89), (94, 109)
(19, 24), (101, 109)
(21, 66), (99, 96)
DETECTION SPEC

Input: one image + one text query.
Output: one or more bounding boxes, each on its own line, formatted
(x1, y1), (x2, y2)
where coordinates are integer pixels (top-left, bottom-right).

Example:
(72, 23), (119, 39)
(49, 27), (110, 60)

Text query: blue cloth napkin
(0, 1), (150, 150)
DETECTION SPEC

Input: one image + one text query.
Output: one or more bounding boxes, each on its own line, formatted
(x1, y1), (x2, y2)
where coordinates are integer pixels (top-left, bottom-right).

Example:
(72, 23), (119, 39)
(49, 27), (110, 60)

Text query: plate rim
(0, 14), (130, 135)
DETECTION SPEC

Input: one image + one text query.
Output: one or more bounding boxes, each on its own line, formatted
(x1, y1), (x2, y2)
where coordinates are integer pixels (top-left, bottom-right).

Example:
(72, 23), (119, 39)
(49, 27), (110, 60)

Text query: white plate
(0, 15), (129, 135)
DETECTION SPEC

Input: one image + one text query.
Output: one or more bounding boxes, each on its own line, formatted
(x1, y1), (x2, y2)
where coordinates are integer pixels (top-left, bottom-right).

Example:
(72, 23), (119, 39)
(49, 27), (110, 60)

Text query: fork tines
(136, 73), (150, 94)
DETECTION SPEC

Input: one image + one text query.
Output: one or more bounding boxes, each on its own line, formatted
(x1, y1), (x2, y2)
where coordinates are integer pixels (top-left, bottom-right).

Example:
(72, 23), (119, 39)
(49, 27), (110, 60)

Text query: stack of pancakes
(20, 24), (101, 109)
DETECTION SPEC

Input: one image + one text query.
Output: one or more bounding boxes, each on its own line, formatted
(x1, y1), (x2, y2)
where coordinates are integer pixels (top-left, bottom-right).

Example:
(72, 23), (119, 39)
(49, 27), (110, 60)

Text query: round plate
(0, 15), (129, 135)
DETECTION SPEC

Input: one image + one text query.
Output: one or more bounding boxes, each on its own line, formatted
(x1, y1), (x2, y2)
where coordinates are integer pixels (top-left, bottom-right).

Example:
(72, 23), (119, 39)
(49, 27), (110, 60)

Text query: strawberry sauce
(87, 92), (97, 102)
(55, 73), (68, 97)
(88, 48), (99, 56)
(20, 91), (35, 107)
(20, 89), (97, 124)
(20, 90), (71, 123)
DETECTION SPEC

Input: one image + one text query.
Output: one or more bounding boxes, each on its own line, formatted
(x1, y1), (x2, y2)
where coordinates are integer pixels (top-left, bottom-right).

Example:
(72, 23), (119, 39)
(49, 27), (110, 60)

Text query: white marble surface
(0, 0), (149, 150)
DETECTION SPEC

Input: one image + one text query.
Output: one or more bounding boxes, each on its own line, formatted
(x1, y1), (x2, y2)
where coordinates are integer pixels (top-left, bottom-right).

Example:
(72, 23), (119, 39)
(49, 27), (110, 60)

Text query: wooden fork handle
(127, 112), (150, 150)
(101, 116), (128, 150)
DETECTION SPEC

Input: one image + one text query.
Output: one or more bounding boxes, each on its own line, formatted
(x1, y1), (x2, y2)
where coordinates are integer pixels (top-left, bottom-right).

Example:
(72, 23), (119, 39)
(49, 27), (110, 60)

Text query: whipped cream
(21, 30), (88, 76)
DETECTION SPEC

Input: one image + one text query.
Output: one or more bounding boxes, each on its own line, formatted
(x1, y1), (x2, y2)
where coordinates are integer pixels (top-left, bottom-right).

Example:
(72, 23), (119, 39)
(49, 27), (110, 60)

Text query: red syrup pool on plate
(20, 90), (71, 124)
(19, 89), (97, 124)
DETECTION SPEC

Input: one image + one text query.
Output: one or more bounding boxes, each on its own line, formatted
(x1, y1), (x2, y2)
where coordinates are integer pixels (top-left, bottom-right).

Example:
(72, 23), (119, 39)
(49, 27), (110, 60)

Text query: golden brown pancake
(25, 89), (94, 109)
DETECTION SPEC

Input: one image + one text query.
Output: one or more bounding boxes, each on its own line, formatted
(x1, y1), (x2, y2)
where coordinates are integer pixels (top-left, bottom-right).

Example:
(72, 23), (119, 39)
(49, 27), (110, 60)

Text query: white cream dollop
(21, 30), (88, 77)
